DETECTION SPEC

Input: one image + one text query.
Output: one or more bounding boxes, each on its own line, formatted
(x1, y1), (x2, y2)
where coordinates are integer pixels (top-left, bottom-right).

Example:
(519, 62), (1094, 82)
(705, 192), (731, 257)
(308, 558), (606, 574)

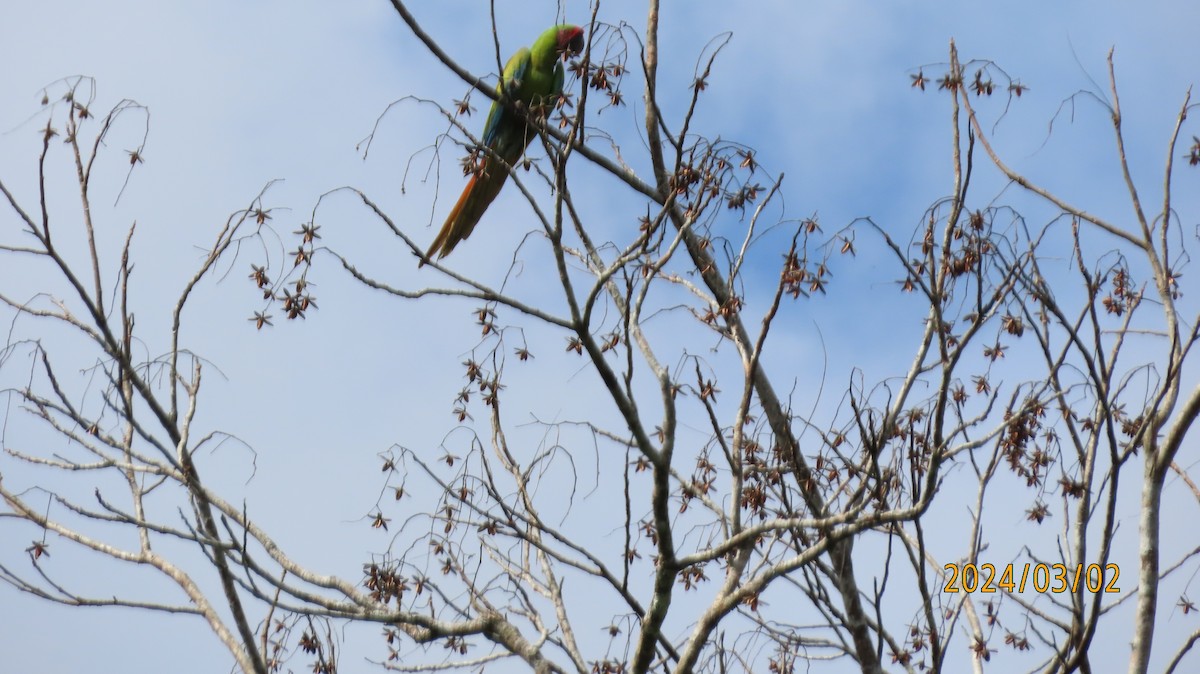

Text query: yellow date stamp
(943, 563), (1121, 594)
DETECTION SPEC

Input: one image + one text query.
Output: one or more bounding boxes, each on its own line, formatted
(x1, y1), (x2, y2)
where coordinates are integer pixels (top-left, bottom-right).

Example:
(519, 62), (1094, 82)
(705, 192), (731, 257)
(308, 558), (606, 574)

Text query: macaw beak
(561, 28), (585, 60)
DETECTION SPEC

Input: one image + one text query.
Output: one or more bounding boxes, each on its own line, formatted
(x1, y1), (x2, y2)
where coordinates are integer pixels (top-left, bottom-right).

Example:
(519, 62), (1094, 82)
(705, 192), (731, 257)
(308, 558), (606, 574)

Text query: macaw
(423, 24), (586, 264)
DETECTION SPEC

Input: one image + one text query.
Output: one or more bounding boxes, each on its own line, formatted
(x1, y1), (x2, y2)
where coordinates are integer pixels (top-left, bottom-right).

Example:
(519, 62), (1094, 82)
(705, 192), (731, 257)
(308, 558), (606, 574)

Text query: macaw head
(555, 25), (585, 60)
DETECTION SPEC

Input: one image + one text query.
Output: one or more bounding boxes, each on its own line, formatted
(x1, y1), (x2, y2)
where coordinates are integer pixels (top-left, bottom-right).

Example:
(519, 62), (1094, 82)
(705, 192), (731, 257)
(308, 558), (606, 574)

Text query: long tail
(421, 169), (510, 265)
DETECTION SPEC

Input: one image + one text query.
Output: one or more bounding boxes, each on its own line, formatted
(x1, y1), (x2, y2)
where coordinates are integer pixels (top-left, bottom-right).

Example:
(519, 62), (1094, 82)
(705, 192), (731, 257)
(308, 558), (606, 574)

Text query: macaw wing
(552, 60), (565, 99)
(481, 47), (531, 148)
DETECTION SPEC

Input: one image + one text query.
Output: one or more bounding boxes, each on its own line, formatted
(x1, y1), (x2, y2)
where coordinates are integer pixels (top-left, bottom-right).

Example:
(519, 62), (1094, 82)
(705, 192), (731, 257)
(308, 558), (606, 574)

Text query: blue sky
(2, 1), (1199, 672)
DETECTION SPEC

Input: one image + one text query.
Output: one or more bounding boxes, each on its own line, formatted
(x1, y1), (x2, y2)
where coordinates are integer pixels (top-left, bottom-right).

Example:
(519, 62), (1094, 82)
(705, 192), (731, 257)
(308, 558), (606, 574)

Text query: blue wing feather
(482, 47), (530, 147)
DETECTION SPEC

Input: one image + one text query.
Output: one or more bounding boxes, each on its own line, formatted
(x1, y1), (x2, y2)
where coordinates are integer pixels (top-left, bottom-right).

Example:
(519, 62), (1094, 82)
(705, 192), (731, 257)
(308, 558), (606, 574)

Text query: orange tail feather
(422, 169), (509, 265)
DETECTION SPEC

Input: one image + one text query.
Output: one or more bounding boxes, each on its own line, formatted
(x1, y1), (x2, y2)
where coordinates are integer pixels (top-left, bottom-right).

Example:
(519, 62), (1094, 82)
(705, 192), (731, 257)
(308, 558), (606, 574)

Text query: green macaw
(423, 24), (585, 264)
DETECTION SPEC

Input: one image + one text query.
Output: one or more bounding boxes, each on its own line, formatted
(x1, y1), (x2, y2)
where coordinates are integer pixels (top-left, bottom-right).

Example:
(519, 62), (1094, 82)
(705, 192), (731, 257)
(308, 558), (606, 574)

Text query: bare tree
(2, 2), (1199, 674)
